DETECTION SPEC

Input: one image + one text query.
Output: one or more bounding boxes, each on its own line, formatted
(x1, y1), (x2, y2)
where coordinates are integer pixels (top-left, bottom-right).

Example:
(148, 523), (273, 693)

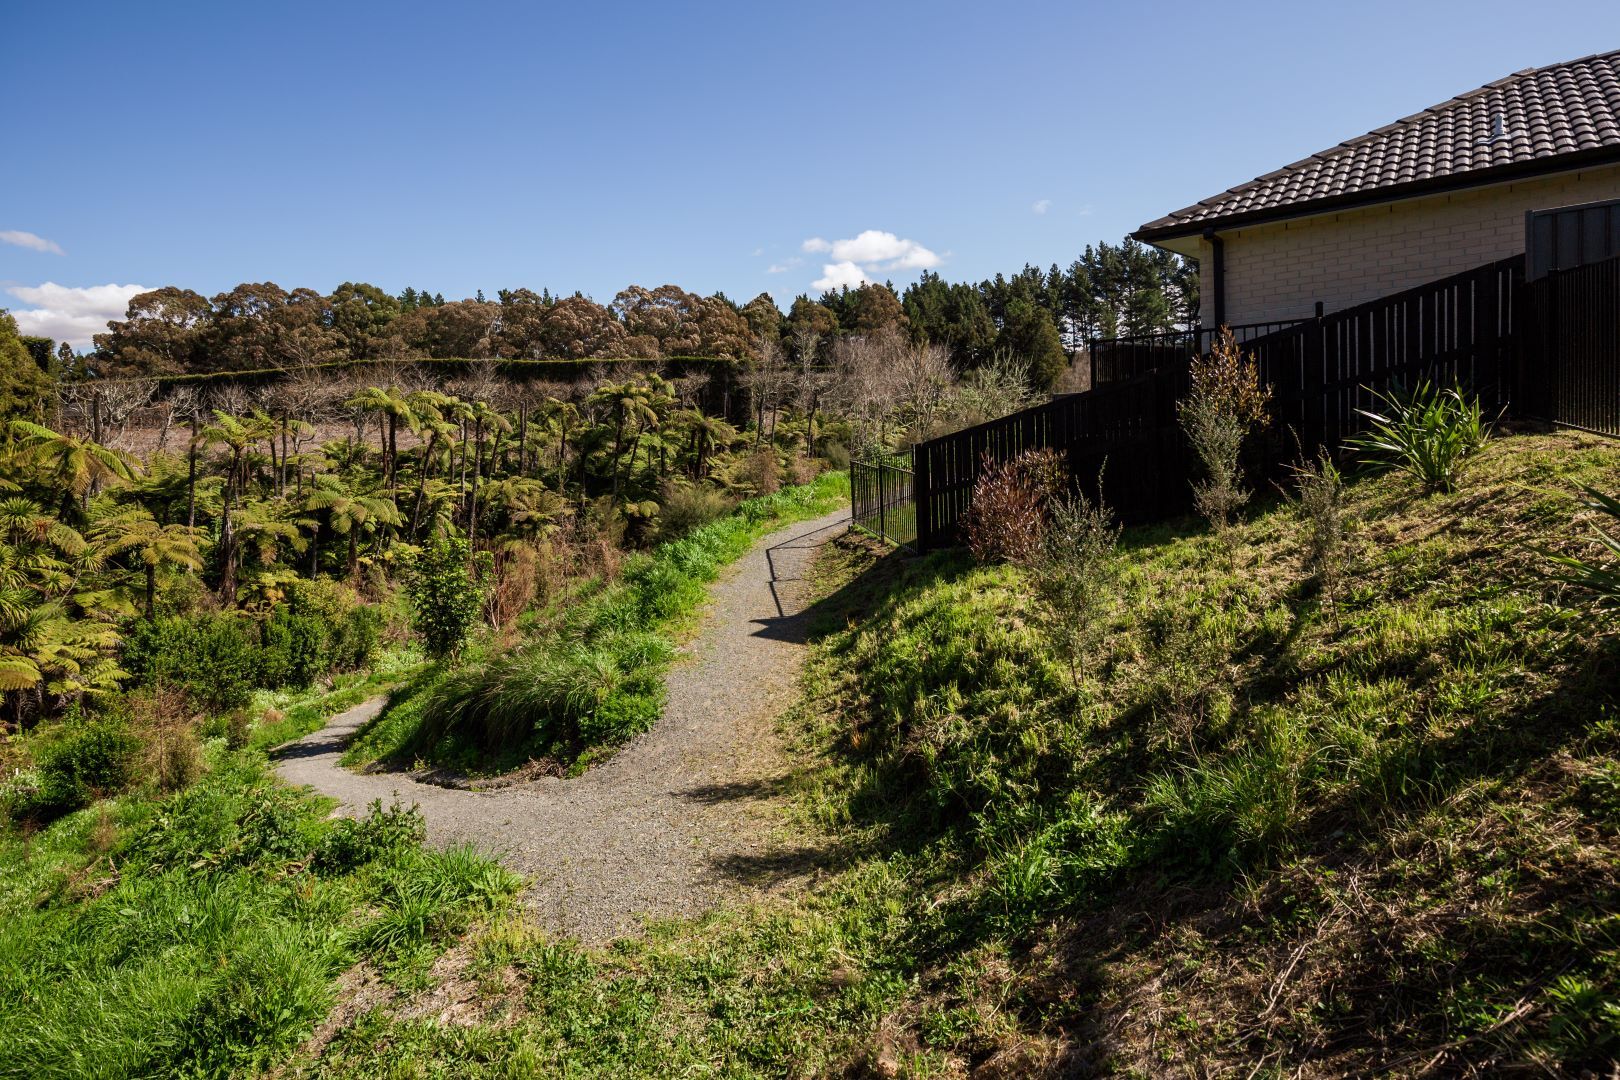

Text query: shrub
(1290, 450), (1352, 606)
(784, 453), (820, 487)
(1178, 328), (1271, 533)
(123, 613), (261, 712)
(313, 800), (426, 873)
(260, 608), (328, 690)
(1348, 380), (1491, 494)
(961, 448), (1067, 564)
(658, 483), (733, 542)
(329, 604), (382, 671)
(125, 685), (203, 793)
(739, 445), (782, 496)
(1023, 491), (1121, 687)
(406, 535), (492, 660)
(821, 440), (852, 470)
(35, 720), (141, 812)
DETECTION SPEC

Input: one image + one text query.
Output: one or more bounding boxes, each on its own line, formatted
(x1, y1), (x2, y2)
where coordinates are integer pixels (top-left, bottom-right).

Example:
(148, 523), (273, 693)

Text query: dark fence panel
(1090, 320), (1306, 387)
(917, 253), (1533, 551)
(851, 458), (917, 550)
(913, 370), (1196, 549)
(1521, 253), (1620, 437)
(1244, 252), (1524, 459)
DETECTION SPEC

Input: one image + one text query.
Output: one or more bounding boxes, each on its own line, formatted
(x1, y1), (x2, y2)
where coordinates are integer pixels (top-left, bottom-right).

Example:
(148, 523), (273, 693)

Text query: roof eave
(1132, 144), (1620, 245)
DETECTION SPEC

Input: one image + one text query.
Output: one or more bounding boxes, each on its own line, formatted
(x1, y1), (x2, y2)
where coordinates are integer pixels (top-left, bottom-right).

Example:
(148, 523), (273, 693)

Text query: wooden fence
(908, 253), (1531, 551)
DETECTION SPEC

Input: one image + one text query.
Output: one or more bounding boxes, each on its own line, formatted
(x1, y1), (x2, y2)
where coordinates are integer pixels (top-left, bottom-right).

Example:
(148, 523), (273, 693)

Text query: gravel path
(275, 508), (848, 943)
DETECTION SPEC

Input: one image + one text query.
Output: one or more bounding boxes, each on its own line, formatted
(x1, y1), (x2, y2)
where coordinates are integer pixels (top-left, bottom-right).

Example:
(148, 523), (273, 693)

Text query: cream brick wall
(1195, 163), (1620, 326)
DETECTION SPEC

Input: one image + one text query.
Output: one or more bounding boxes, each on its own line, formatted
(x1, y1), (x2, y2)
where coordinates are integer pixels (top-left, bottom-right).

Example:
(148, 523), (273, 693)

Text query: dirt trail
(275, 508), (848, 942)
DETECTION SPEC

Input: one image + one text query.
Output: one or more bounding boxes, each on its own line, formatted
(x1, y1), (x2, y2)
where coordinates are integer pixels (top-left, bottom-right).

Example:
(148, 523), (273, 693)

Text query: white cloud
(6, 282), (147, 350)
(1031, 199), (1051, 215)
(803, 230), (937, 271)
(811, 261), (871, 292)
(800, 230), (941, 291)
(766, 257), (802, 274)
(1, 230), (65, 255)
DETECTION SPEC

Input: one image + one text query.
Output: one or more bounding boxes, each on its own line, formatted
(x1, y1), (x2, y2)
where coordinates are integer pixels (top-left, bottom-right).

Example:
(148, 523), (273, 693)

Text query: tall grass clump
(1542, 486), (1620, 611)
(1348, 380), (1492, 493)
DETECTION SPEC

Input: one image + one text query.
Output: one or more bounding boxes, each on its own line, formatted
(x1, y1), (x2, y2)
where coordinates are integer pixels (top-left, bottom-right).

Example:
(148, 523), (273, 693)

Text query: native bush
(32, 719), (141, 813)
(259, 608), (327, 690)
(961, 448), (1067, 564)
(1178, 328), (1271, 532)
(658, 482), (734, 541)
(1348, 380), (1492, 493)
(405, 535), (492, 660)
(1290, 450), (1352, 606)
(123, 613), (261, 712)
(313, 799), (427, 873)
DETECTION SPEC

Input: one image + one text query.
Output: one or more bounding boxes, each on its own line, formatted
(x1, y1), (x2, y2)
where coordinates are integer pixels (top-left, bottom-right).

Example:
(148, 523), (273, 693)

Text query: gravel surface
(275, 508), (849, 943)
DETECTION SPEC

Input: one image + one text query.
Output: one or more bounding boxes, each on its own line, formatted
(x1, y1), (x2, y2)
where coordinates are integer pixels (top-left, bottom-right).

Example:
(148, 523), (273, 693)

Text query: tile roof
(1136, 49), (1620, 240)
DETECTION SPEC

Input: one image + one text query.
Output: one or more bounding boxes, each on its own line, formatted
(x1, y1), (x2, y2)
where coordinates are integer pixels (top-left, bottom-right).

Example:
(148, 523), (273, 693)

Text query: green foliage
(797, 431), (1620, 1071)
(1349, 380), (1492, 493)
(0, 312), (52, 422)
(259, 608), (327, 689)
(1178, 328), (1271, 531)
(1542, 486), (1620, 609)
(0, 733), (517, 1079)
(1023, 490), (1120, 686)
(122, 613), (261, 712)
(405, 535), (491, 660)
(313, 800), (428, 874)
(29, 719), (140, 815)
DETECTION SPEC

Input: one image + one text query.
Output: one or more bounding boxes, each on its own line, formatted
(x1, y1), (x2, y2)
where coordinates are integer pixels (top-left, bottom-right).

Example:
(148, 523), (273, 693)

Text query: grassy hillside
(282, 428), (1620, 1077)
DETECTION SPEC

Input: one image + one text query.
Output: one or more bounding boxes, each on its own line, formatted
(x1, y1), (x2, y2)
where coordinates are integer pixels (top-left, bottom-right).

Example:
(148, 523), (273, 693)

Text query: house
(1133, 49), (1620, 327)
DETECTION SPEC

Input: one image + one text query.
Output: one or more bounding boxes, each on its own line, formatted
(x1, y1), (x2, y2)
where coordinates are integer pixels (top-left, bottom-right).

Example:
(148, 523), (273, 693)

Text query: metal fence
(1089, 319), (1307, 387)
(850, 457), (917, 551)
(1520, 253), (1620, 437)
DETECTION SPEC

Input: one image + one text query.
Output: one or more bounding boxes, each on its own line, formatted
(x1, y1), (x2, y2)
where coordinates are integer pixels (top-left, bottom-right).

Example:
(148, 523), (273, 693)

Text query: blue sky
(4, 0), (1618, 345)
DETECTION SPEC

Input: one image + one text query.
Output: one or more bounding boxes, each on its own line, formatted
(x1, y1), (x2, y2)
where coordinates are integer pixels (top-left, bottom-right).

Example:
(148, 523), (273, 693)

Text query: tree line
(33, 239), (1192, 393)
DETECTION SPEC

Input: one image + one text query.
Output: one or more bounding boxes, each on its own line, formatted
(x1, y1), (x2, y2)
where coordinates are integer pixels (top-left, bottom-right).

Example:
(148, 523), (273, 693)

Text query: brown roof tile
(1136, 49), (1620, 239)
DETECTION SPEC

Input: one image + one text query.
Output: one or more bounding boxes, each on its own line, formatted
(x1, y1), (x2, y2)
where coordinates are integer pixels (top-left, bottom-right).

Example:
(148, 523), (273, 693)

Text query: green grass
(282, 430), (1620, 1077)
(343, 471), (850, 774)
(0, 674), (519, 1080)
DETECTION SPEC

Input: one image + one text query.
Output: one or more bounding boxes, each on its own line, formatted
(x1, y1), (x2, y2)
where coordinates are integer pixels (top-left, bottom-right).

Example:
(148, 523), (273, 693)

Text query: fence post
(912, 446), (932, 552)
(878, 463), (887, 546)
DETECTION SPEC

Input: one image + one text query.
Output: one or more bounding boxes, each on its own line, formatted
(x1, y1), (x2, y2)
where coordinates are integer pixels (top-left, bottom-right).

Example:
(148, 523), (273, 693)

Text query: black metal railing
(1089, 320), (1308, 387)
(1521, 252), (1620, 437)
(851, 457), (917, 551)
